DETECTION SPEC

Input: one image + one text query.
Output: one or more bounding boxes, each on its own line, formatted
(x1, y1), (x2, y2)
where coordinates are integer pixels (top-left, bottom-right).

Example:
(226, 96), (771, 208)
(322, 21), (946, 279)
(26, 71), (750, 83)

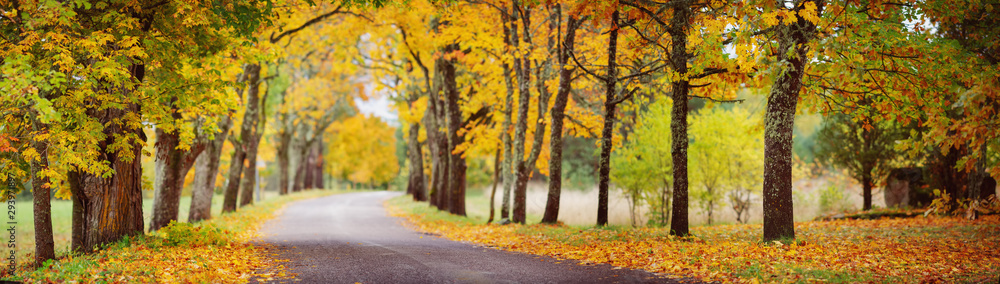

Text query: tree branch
(689, 94), (744, 103)
(270, 4), (345, 44)
(568, 49), (607, 81)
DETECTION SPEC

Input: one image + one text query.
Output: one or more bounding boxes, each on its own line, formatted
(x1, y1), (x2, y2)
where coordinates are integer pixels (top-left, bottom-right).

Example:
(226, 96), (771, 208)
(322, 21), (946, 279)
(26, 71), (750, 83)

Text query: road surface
(255, 191), (687, 283)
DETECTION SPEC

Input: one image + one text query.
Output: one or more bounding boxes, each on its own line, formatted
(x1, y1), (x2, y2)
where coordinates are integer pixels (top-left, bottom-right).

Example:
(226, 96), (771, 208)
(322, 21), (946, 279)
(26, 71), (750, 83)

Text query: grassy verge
(388, 196), (1000, 283)
(2, 189), (350, 282)
(6, 191), (280, 264)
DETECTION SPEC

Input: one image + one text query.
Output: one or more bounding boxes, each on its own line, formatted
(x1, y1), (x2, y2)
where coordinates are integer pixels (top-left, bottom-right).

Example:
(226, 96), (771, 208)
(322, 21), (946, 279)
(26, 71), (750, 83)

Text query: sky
(355, 95), (397, 125)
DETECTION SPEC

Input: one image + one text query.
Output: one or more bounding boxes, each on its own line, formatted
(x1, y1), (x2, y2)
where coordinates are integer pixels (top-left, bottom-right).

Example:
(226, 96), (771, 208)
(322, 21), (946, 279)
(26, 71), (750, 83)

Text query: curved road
(255, 191), (684, 283)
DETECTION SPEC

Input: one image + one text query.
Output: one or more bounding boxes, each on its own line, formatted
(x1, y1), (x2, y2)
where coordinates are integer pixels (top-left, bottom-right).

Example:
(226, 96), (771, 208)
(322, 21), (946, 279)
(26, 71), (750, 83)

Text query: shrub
(818, 184), (847, 213)
(159, 221), (229, 247)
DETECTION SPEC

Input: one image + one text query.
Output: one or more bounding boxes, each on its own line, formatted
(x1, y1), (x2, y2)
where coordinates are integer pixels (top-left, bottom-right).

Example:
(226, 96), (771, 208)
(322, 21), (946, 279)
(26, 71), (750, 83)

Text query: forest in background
(1, 0), (998, 271)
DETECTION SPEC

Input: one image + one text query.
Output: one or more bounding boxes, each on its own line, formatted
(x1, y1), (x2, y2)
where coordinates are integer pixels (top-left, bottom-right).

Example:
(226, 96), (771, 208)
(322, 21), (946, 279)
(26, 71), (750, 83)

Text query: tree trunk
(277, 118), (293, 195)
(542, 14), (582, 224)
(435, 134), (450, 210)
(511, 2), (534, 224)
(221, 144), (245, 212)
(500, 8), (516, 220)
(488, 149), (501, 223)
(239, 138), (258, 205)
(762, 1), (823, 242)
(862, 164), (874, 210)
(189, 116), (231, 222)
(668, 3), (692, 236)
(314, 137), (325, 189)
(441, 43), (466, 216)
(150, 118), (205, 231)
(293, 157), (306, 192)
(966, 144), (989, 219)
(303, 148), (315, 191)
(424, 101), (442, 208)
(239, 68), (264, 206)
(71, 104), (145, 252)
(407, 121), (427, 201)
(223, 63), (261, 213)
(597, 10), (620, 227)
(434, 62), (451, 212)
(30, 116), (54, 267)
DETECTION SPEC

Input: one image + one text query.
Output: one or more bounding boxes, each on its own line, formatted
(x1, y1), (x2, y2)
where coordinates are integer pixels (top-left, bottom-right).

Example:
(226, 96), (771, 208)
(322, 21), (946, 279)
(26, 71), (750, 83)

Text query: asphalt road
(255, 191), (687, 284)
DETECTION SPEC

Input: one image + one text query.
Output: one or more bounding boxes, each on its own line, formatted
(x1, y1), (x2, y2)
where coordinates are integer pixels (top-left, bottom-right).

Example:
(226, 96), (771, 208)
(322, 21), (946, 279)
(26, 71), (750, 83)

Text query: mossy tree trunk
(762, 0), (824, 242)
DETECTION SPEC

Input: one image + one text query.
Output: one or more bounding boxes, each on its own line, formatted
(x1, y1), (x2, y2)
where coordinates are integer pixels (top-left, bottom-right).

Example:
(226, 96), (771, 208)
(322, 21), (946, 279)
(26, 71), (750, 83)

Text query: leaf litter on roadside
(387, 198), (1000, 283)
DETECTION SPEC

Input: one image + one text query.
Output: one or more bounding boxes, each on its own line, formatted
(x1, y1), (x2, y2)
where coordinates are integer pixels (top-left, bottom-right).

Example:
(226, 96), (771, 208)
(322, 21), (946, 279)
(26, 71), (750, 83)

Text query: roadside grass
(7, 192), (276, 264)
(2, 189), (350, 282)
(417, 188), (545, 225)
(387, 195), (1000, 283)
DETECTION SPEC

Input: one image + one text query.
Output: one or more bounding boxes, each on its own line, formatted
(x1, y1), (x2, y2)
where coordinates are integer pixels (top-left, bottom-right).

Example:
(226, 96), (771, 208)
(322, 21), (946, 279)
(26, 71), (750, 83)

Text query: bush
(818, 185), (848, 213)
(159, 221), (229, 247)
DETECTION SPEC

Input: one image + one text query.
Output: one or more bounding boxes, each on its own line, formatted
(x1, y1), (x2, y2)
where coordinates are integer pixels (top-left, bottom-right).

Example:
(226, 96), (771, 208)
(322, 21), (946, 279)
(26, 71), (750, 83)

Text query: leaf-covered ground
(388, 197), (1000, 283)
(4, 190), (348, 283)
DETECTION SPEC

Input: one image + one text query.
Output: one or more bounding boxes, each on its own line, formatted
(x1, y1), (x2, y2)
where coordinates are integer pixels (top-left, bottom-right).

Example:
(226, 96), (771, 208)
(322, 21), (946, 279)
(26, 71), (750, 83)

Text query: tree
(909, 0), (999, 216)
(29, 114), (54, 266)
(760, 0), (824, 241)
(399, 94), (429, 201)
(189, 116), (232, 222)
(221, 2), (366, 209)
(440, 43), (468, 216)
(223, 63), (264, 213)
(326, 114), (400, 186)
(611, 98), (673, 227)
(689, 106), (764, 224)
(573, 6), (661, 226)
(618, 0), (740, 236)
(814, 113), (905, 210)
(725, 0), (827, 241)
(0, 0), (268, 251)
(150, 107), (207, 231)
(541, 8), (584, 224)
(508, 0), (549, 224)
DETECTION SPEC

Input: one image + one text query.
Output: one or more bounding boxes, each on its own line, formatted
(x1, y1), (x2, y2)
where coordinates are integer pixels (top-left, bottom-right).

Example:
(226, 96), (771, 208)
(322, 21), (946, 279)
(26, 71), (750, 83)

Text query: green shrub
(818, 184), (847, 213)
(159, 221), (229, 247)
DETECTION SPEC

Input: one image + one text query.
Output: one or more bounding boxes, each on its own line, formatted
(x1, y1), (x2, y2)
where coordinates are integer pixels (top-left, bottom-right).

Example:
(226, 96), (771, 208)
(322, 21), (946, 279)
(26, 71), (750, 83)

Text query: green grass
(10, 190), (282, 265)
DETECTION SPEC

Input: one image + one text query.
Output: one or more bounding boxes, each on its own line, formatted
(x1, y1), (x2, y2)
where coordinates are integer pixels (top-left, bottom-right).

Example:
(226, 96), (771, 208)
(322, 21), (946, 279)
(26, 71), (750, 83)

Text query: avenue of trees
(1, 0), (997, 269)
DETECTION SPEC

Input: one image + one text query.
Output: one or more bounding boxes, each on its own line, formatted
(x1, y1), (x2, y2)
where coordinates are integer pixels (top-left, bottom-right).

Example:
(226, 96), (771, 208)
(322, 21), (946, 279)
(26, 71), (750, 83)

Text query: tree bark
(668, 3), (692, 236)
(488, 149), (501, 223)
(189, 116), (231, 222)
(966, 144), (989, 219)
(441, 43), (467, 216)
(150, 118), (205, 231)
(862, 164), (873, 211)
(276, 113), (294, 195)
(239, 69), (265, 206)
(71, 104), (145, 252)
(597, 10), (621, 227)
(30, 116), (54, 266)
(293, 157), (306, 192)
(223, 63), (261, 213)
(313, 137), (325, 189)
(762, 0), (823, 242)
(424, 99), (442, 208)
(434, 63), (452, 212)
(511, 2), (540, 225)
(542, 14), (582, 224)
(500, 8), (516, 220)
(239, 135), (259, 205)
(407, 120), (427, 201)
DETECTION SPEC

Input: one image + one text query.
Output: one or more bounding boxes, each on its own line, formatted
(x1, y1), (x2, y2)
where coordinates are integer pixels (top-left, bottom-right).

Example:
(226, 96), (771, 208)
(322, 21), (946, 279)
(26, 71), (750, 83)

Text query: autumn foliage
(389, 196), (1000, 283)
